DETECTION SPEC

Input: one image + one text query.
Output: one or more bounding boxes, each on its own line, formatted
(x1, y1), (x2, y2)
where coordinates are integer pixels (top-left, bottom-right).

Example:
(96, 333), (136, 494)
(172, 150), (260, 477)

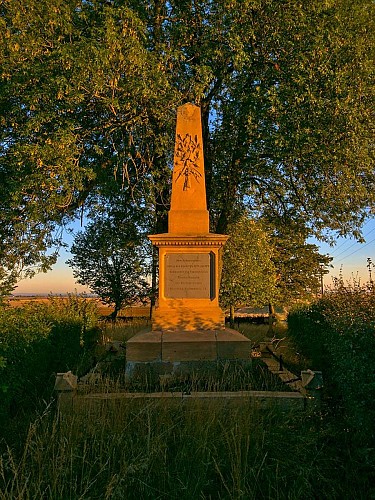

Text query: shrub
(288, 273), (375, 454)
(46, 293), (99, 373)
(0, 294), (100, 428)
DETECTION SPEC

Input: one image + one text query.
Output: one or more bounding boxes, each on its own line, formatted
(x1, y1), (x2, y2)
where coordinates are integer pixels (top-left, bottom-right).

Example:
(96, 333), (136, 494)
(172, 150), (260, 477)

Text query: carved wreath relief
(174, 133), (202, 191)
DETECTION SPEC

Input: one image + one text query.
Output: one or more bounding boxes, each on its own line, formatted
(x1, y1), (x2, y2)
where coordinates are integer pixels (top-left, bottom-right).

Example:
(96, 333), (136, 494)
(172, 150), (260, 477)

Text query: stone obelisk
(168, 103), (210, 235)
(126, 103), (250, 363)
(149, 103), (227, 332)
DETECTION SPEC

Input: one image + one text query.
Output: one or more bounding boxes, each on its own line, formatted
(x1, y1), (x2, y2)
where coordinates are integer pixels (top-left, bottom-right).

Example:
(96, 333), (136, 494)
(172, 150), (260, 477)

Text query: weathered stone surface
(126, 331), (162, 362)
(162, 330), (217, 362)
(216, 329), (252, 360)
(54, 371), (78, 392)
(169, 103), (209, 235)
(126, 329), (251, 363)
(79, 390), (305, 410)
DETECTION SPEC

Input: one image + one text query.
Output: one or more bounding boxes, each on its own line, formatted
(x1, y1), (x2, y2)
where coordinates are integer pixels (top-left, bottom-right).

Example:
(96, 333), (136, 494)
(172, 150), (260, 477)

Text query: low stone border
(258, 342), (323, 400)
(55, 388), (305, 411)
(54, 343), (322, 413)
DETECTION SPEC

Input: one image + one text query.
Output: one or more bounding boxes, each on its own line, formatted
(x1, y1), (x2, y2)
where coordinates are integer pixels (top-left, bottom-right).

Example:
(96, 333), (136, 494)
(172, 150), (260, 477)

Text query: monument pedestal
(148, 233), (228, 331)
(126, 328), (251, 363)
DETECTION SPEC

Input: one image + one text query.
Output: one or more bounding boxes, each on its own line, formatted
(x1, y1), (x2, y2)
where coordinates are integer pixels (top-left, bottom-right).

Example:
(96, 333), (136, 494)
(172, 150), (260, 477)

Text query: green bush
(46, 294), (99, 373)
(0, 303), (52, 421)
(288, 276), (375, 451)
(0, 294), (99, 427)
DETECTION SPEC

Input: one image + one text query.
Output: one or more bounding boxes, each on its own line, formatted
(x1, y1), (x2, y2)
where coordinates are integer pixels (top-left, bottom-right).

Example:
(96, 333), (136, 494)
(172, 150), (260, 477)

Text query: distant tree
(67, 213), (150, 320)
(220, 217), (276, 327)
(270, 226), (333, 306)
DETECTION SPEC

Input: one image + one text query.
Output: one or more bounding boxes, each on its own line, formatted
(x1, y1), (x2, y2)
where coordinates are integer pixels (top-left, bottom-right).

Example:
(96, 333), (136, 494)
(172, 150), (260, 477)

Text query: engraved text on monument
(165, 253), (211, 298)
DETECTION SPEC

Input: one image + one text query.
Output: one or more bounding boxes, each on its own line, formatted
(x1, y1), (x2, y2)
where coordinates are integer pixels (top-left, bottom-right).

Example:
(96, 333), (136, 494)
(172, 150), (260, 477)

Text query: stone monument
(126, 103), (251, 364)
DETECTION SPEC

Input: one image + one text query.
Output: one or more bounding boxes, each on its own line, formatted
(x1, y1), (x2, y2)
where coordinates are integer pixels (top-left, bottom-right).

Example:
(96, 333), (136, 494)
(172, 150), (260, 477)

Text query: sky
(14, 224), (91, 296)
(310, 217), (375, 288)
(14, 216), (375, 296)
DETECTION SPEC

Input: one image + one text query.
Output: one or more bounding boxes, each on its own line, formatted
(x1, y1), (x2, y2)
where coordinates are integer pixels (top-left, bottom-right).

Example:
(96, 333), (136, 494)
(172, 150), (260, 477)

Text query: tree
(207, 0), (374, 236)
(0, 268), (17, 303)
(220, 216), (276, 327)
(1, 0), (374, 281)
(0, 0), (177, 279)
(270, 226), (333, 306)
(67, 208), (150, 320)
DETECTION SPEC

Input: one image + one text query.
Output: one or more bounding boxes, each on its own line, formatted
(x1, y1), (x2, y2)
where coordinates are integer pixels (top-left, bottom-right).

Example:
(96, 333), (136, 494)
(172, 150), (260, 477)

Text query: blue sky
(311, 217), (375, 288)
(14, 216), (375, 295)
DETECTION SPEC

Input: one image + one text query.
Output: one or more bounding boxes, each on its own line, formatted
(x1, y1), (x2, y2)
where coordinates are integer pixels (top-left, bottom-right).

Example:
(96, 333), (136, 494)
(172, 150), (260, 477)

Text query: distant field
(8, 296), (150, 318)
(8, 297), (283, 320)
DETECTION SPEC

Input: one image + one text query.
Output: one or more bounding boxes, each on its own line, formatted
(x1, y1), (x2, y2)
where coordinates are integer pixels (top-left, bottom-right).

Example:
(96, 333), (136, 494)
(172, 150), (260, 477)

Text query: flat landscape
(8, 295), (150, 318)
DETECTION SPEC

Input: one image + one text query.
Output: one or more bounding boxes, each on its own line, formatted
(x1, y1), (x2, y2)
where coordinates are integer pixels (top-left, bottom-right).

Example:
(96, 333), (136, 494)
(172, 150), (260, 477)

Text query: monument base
(152, 305), (225, 331)
(126, 328), (251, 363)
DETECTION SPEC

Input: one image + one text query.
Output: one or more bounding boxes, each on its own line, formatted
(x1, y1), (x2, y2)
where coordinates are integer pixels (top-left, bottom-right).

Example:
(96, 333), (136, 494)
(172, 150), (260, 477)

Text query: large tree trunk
(201, 101), (213, 213)
(149, 153), (169, 321)
(110, 303), (120, 321)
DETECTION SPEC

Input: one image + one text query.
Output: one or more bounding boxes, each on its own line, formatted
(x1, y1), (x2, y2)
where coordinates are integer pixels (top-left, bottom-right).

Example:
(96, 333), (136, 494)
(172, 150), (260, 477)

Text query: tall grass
(80, 359), (290, 395)
(237, 321), (288, 345)
(99, 318), (150, 343)
(1, 396), (371, 499)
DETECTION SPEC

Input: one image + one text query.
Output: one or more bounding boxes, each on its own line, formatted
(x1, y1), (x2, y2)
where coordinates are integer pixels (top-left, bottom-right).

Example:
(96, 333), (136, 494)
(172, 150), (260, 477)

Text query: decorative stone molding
(149, 234), (228, 247)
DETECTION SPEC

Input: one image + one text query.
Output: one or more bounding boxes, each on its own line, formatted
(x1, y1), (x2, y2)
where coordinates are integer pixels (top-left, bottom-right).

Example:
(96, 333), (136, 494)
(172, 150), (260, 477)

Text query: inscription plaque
(165, 253), (211, 299)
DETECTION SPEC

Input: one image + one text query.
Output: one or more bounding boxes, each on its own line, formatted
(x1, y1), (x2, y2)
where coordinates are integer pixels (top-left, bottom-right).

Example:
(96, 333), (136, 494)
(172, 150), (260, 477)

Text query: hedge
(288, 279), (375, 452)
(0, 295), (99, 426)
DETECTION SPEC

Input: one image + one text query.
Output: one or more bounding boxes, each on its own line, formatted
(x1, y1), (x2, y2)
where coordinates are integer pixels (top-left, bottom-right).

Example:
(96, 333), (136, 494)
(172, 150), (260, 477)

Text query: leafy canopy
(220, 216), (276, 311)
(271, 226), (333, 304)
(0, 0), (374, 287)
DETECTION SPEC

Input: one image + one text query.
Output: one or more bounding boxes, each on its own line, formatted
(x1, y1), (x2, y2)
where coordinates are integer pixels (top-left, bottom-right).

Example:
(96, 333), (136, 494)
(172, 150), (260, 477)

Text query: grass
(1, 394), (371, 499)
(236, 320), (287, 344)
(79, 359), (291, 395)
(1, 318), (374, 498)
(99, 317), (151, 343)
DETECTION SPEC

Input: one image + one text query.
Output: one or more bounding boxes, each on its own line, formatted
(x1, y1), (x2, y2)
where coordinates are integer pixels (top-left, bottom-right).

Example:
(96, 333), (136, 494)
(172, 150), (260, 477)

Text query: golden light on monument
(126, 103), (251, 363)
(149, 103), (227, 331)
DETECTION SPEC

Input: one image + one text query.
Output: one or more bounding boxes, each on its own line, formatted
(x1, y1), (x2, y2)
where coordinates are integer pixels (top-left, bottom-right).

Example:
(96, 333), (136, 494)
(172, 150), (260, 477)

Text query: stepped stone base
(126, 328), (251, 363)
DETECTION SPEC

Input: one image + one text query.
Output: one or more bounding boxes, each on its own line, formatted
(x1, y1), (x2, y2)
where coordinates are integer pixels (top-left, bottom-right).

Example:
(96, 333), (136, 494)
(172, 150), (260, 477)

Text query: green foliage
(270, 224), (333, 305)
(1, 0), (374, 280)
(0, 294), (99, 426)
(67, 205), (151, 318)
(0, 0), (177, 277)
(220, 216), (276, 312)
(288, 271), (375, 449)
(46, 293), (99, 369)
(207, 0), (375, 235)
(0, 302), (52, 422)
(0, 268), (17, 303)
